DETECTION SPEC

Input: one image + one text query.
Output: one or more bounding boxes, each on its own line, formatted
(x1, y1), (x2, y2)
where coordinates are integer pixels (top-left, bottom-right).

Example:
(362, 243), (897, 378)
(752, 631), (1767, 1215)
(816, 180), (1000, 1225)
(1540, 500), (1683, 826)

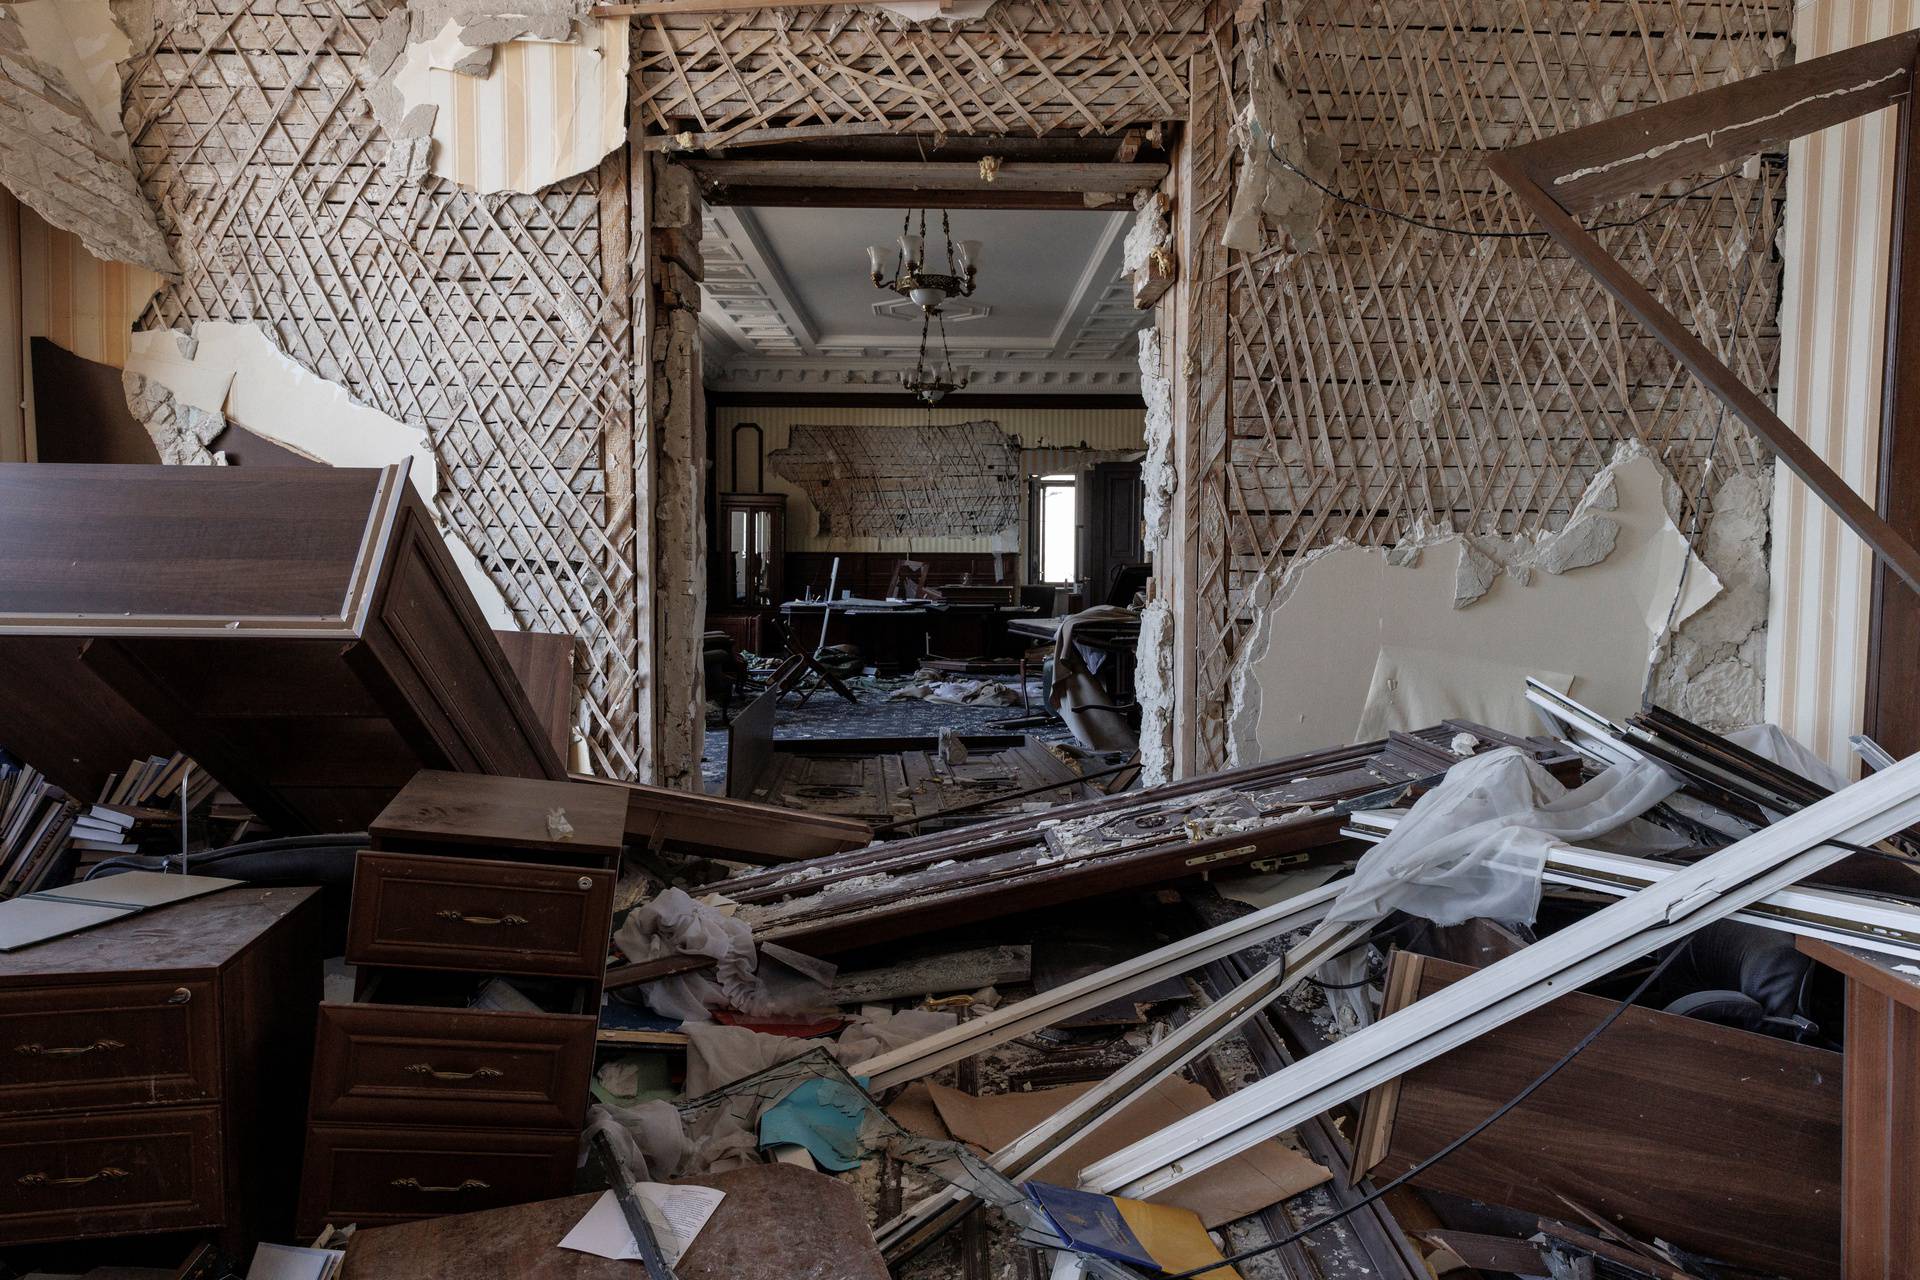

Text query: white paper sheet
(558, 1182), (726, 1266)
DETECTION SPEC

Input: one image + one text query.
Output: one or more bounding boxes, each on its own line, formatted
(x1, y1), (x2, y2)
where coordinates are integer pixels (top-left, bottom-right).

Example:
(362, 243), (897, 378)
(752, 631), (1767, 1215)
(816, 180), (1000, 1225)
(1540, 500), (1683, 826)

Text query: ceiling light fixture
(901, 307), (968, 405)
(868, 208), (979, 314)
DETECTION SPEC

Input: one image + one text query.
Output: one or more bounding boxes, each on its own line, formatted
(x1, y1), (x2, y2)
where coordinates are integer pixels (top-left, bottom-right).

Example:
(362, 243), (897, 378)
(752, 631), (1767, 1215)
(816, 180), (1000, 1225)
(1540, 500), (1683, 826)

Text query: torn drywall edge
(1134, 594), (1175, 785)
(123, 322), (520, 631)
(377, 13), (629, 196)
(1226, 448), (1725, 763)
(0, 5), (176, 275)
(1649, 463), (1772, 731)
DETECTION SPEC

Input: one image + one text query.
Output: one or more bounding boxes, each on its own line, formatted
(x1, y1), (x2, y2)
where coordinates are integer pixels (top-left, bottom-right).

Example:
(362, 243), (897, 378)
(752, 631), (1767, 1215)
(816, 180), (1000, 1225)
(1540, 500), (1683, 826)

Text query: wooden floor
(742, 734), (1096, 829)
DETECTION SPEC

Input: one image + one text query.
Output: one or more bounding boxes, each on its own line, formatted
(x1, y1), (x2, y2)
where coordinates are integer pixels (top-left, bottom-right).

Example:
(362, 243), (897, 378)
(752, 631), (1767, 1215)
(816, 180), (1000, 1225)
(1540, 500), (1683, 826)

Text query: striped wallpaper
(715, 404), (1147, 553)
(17, 203), (159, 372)
(394, 18), (629, 196)
(1, 189), (23, 463)
(1766, 1), (1920, 773)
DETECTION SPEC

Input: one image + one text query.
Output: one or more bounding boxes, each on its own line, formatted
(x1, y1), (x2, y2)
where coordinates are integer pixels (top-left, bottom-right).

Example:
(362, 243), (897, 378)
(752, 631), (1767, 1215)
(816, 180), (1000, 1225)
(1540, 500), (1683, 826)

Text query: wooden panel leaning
(0, 464), (564, 834)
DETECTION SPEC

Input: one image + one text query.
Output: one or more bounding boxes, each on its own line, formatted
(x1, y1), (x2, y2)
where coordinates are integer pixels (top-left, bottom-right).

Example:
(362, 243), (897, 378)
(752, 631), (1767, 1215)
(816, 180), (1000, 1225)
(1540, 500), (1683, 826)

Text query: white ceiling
(699, 205), (1147, 395)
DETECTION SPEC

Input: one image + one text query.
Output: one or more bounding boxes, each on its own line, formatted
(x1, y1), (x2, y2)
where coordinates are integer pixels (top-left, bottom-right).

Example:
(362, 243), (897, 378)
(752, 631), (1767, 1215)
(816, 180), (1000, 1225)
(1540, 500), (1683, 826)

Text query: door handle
(391, 1177), (491, 1194)
(15, 1038), (125, 1058)
(19, 1166), (130, 1188)
(434, 909), (527, 927)
(404, 1062), (504, 1081)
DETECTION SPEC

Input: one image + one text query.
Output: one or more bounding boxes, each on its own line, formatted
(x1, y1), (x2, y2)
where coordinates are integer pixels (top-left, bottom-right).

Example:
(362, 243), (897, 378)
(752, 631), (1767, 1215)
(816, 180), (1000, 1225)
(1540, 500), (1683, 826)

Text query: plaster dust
(1228, 450), (1726, 763)
(122, 322), (519, 630)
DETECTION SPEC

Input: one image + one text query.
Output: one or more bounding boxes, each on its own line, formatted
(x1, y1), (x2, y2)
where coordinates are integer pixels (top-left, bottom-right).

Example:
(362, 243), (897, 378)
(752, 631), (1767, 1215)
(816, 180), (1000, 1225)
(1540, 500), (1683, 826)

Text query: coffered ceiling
(698, 205), (1147, 395)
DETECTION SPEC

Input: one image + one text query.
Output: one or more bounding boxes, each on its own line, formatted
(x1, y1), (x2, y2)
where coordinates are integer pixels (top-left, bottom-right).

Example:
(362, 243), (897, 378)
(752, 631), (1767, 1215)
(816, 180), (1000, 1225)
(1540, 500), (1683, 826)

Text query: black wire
(1153, 941), (1689, 1280)
(1260, 131), (1757, 242)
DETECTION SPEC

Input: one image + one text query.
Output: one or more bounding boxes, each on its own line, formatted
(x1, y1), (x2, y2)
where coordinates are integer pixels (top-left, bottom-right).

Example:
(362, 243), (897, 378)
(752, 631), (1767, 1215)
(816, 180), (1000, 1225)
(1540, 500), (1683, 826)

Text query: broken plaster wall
(1134, 323), (1177, 784)
(1226, 448), (1769, 763)
(769, 422), (1024, 544)
(362, 2), (628, 195)
(121, 321), (520, 631)
(648, 156), (707, 791)
(0, 2), (174, 275)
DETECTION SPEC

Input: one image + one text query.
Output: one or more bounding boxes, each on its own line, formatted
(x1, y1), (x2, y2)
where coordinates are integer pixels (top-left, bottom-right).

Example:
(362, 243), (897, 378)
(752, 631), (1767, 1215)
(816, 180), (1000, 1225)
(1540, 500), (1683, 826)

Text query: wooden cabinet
(0, 886), (324, 1255)
(0, 464), (564, 832)
(299, 772), (618, 1235)
(345, 853), (616, 978)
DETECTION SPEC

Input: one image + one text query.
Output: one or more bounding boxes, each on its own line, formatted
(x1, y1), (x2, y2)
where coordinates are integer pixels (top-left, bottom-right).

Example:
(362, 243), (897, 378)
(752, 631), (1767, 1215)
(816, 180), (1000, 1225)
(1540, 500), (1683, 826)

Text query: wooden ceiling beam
(683, 158), (1167, 195)
(1501, 28), (1920, 214)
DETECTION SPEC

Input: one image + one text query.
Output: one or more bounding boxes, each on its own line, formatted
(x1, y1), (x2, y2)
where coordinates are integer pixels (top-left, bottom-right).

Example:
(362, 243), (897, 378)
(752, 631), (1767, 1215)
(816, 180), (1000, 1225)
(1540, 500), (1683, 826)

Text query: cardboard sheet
(928, 1076), (1330, 1228)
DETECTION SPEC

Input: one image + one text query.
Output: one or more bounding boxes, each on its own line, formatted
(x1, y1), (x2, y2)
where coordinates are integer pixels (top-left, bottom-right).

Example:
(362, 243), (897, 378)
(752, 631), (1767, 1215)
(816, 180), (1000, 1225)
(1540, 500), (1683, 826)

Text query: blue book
(1025, 1181), (1161, 1271)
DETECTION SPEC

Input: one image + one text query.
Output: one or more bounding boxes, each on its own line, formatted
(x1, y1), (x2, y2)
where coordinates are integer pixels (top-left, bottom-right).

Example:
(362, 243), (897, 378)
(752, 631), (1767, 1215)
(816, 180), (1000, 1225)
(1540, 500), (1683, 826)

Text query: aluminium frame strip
(851, 877), (1348, 1089)
(874, 921), (1375, 1262)
(1344, 812), (1920, 965)
(1079, 752), (1920, 1200)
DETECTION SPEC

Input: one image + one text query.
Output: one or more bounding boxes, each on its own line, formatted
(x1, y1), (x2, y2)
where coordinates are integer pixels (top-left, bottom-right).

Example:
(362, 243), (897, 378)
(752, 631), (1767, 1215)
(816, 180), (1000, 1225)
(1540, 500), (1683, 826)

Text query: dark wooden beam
(1501, 29), (1920, 213)
(1869, 78), (1920, 758)
(706, 390), (1147, 410)
(699, 186), (1134, 210)
(684, 158), (1167, 194)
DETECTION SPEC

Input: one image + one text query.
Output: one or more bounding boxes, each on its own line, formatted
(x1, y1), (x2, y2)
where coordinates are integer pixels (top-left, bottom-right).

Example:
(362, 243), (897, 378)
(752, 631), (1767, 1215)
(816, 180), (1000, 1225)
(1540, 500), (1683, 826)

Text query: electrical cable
(1151, 940), (1689, 1279)
(1258, 131), (1755, 242)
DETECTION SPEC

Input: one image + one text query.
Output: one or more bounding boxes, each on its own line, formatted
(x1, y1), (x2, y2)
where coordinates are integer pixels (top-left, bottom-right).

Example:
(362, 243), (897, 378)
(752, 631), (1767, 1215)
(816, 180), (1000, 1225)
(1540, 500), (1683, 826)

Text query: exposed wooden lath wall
(1183, 0), (1792, 769)
(631, 0), (1206, 142)
(123, 0), (645, 781)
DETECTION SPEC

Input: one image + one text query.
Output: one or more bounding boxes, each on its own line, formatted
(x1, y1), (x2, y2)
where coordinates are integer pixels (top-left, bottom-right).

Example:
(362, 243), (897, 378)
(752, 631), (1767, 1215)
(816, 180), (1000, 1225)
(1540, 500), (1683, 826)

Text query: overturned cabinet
(297, 771), (623, 1235)
(0, 464), (564, 832)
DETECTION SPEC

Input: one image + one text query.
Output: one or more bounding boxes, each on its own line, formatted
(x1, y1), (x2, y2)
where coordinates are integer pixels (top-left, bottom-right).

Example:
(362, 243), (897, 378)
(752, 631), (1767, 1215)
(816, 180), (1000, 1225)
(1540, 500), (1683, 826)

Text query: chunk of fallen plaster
(1453, 542), (1499, 608)
(122, 370), (226, 466)
(1535, 512), (1619, 575)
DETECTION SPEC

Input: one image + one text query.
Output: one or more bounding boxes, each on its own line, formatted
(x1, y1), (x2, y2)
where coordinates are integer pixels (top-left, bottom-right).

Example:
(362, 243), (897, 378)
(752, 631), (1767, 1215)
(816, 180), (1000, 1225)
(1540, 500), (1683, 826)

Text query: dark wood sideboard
(0, 463), (564, 833)
(0, 886), (324, 1257)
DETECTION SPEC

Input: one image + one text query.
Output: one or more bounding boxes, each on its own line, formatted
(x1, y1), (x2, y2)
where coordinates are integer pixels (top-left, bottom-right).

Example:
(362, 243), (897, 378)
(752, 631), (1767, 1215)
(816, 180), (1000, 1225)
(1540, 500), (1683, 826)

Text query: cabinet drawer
(0, 980), (219, 1115)
(345, 853), (614, 978)
(0, 1107), (222, 1245)
(297, 1124), (576, 1234)
(310, 1002), (594, 1128)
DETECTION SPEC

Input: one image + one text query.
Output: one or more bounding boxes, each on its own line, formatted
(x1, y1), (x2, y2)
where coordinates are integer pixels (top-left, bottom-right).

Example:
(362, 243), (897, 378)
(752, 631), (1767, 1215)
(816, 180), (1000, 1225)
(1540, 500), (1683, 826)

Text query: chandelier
(902, 307), (968, 405)
(868, 209), (980, 313)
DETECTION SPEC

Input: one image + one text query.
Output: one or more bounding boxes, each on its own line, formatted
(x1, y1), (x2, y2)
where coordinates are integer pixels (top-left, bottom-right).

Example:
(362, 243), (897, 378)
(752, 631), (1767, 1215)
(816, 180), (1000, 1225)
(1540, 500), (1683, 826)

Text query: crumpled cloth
(1324, 746), (1683, 930)
(613, 888), (835, 1023)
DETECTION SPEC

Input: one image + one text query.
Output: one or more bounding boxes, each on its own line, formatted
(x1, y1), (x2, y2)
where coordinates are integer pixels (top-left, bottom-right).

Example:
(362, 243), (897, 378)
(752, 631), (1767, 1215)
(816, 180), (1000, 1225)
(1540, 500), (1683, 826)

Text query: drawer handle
(435, 909), (528, 927)
(404, 1062), (504, 1082)
(391, 1176), (491, 1194)
(19, 1166), (130, 1188)
(15, 1038), (125, 1058)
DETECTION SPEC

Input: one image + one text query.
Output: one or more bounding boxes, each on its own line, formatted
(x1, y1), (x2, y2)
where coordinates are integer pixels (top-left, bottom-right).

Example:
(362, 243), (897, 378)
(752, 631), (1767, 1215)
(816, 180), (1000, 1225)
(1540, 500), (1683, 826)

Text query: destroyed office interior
(7, 1), (1920, 1278)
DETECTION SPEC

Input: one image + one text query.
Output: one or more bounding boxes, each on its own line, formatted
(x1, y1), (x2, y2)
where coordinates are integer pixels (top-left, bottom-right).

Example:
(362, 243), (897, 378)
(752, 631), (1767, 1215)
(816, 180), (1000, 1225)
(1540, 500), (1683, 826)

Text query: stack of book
(0, 765), (80, 899)
(66, 753), (221, 877)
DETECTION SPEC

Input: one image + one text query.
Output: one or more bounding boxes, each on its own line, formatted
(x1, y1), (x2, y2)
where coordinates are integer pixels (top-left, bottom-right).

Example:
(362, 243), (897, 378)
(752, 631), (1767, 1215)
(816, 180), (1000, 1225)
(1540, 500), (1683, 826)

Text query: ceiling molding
(697, 205), (1149, 389)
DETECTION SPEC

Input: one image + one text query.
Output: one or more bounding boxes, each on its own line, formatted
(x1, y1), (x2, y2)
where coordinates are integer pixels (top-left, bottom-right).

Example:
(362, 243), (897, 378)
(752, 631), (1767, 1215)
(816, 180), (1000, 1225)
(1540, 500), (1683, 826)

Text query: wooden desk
(779, 600), (931, 674)
(341, 1165), (889, 1279)
(1799, 937), (1920, 1277)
